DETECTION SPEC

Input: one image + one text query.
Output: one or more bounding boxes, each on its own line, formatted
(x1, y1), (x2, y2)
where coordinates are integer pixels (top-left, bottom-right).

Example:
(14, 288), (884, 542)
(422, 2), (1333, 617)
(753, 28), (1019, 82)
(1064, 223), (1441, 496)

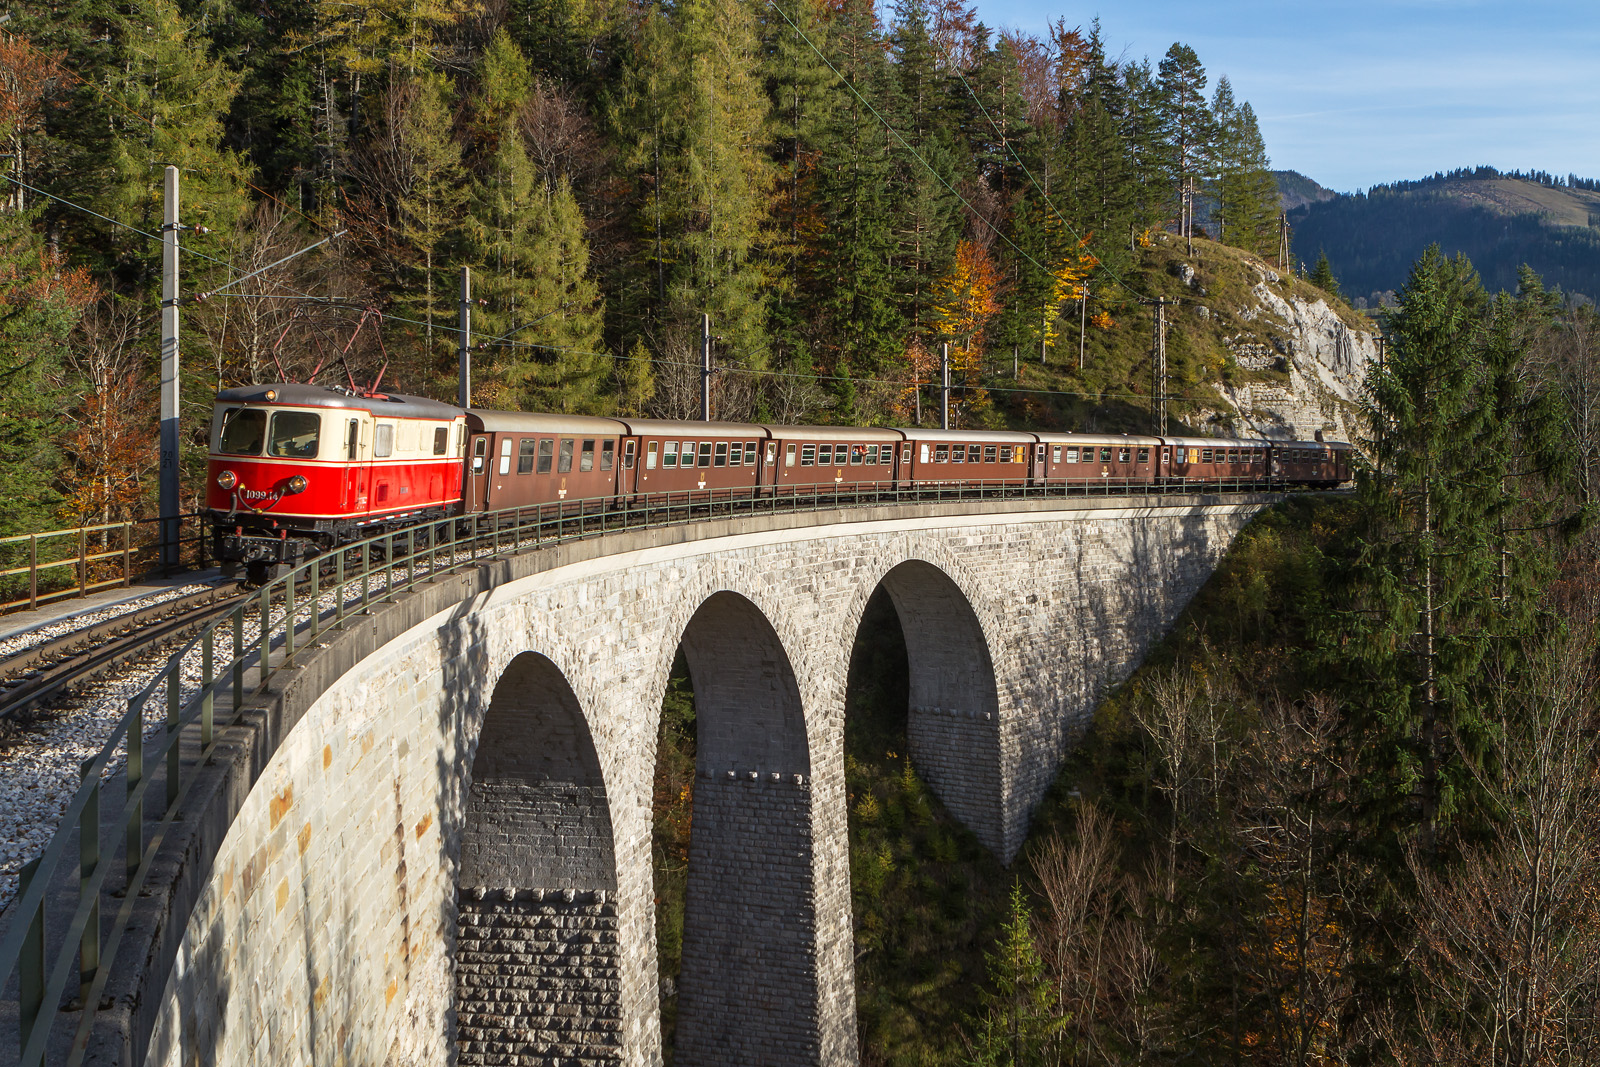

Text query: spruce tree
(1323, 247), (1549, 853)
(1216, 102), (1279, 257)
(1308, 251), (1340, 297)
(1155, 43), (1209, 253)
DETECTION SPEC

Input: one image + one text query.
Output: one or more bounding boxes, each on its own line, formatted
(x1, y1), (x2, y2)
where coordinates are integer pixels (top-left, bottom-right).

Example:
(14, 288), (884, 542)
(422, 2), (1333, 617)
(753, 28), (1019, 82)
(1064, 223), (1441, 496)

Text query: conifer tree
(465, 33), (607, 413)
(1155, 43), (1209, 254)
(1213, 99), (1279, 257)
(1308, 251), (1340, 298)
(1323, 247), (1553, 853)
(618, 0), (778, 370)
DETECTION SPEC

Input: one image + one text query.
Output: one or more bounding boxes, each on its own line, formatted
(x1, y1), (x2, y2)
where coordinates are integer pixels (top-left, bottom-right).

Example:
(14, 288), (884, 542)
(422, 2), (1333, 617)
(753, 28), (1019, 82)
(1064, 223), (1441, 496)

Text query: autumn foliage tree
(929, 238), (1001, 425)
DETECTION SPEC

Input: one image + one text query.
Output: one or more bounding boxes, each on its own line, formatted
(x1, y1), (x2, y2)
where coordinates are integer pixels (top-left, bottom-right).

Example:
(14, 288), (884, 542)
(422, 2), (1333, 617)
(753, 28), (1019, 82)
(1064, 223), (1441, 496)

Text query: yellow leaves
(1090, 310), (1115, 330)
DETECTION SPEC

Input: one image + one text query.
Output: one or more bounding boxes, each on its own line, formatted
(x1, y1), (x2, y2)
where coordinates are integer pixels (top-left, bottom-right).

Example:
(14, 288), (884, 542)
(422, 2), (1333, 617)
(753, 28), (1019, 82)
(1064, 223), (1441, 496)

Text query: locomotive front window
(558, 439), (574, 473)
(518, 439), (537, 474)
(601, 441), (615, 471)
(267, 411), (321, 459)
(935, 444), (950, 463)
(580, 440), (595, 472)
(537, 439), (553, 473)
(217, 407), (266, 455)
(663, 441), (678, 468)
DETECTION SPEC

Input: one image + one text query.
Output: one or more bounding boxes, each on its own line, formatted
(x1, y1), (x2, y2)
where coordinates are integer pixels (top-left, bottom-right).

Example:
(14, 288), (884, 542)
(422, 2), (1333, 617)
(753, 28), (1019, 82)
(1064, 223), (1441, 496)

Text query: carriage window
(580, 440), (595, 472)
(376, 423), (395, 459)
(785, 443), (796, 467)
(472, 436), (486, 471)
(966, 445), (979, 463)
(646, 441), (658, 469)
(1202, 449), (1213, 463)
(1138, 448), (1150, 463)
(497, 437), (511, 474)
(984, 445), (998, 463)
(745, 442), (759, 465)
(626, 441), (638, 470)
(663, 441), (678, 468)
(1118, 448), (1130, 462)
(714, 442), (728, 467)
(601, 441), (615, 471)
(537, 439), (553, 473)
(950, 444), (963, 463)
(346, 419), (360, 460)
(816, 444), (831, 466)
(697, 442), (713, 467)
(849, 445), (864, 465)
(1052, 446), (1063, 464)
(518, 438), (537, 474)
(935, 444), (950, 463)
(801, 445), (816, 466)
(1064, 447), (1077, 463)
(1100, 448), (1112, 463)
(728, 441), (743, 466)
(1162, 447), (1170, 461)
(866, 445), (879, 464)
(267, 411), (321, 459)
(558, 438), (574, 473)
(433, 426), (449, 455)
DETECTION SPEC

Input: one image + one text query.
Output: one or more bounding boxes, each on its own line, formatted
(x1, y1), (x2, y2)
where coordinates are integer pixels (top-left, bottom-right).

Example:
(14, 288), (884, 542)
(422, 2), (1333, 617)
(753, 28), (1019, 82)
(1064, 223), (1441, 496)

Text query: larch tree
(928, 237), (1000, 425)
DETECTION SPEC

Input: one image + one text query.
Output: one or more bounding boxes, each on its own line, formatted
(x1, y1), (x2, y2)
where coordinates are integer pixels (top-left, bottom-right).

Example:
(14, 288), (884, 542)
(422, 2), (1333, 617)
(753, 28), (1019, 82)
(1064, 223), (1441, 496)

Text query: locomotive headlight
(286, 475), (308, 494)
(216, 469), (238, 490)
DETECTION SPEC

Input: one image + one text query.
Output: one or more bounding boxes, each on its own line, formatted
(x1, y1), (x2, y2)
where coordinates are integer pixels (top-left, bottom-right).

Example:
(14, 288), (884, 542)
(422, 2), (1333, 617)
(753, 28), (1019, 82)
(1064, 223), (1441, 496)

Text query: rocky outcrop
(1211, 267), (1376, 443)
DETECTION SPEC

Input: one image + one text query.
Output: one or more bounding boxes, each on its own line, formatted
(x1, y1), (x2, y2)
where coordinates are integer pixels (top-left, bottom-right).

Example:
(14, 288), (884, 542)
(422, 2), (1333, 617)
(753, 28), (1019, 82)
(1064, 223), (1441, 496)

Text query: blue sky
(972, 0), (1600, 193)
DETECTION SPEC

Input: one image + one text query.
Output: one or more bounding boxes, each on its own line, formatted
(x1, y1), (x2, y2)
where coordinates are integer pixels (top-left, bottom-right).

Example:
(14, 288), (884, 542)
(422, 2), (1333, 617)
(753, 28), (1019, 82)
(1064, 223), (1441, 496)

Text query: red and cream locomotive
(207, 383), (1352, 583)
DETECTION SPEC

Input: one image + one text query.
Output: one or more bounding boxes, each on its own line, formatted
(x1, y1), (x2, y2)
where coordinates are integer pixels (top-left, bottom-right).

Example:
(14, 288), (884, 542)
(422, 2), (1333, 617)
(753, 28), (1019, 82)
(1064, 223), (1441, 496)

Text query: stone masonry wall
(135, 497), (1266, 1067)
(455, 892), (621, 1066)
(676, 776), (818, 1065)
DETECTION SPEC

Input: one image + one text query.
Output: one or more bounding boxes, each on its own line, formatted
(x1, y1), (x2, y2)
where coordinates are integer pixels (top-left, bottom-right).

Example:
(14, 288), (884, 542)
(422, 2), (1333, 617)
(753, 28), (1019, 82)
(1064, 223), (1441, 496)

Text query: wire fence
(0, 476), (1288, 1066)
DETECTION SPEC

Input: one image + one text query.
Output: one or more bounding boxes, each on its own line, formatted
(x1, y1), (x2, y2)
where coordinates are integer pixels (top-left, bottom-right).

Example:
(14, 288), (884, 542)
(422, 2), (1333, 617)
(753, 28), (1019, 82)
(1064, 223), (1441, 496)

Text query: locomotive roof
(617, 418), (768, 438)
(215, 383), (464, 420)
(762, 424), (904, 442)
(897, 427), (1037, 442)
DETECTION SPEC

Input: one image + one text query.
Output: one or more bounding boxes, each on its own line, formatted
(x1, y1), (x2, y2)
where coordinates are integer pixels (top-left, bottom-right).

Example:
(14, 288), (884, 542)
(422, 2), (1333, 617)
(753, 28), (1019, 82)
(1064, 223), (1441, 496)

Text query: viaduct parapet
(29, 495), (1269, 1067)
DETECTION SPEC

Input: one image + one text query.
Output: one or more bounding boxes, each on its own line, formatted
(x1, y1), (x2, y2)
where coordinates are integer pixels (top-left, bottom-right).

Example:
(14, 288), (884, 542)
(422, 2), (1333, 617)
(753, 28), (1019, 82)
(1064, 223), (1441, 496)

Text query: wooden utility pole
(1151, 298), (1168, 434)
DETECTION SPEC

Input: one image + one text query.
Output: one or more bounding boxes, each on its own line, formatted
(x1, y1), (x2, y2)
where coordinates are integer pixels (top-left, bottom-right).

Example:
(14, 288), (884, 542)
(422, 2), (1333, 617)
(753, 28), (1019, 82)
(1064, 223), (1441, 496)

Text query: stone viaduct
(38, 494), (1272, 1067)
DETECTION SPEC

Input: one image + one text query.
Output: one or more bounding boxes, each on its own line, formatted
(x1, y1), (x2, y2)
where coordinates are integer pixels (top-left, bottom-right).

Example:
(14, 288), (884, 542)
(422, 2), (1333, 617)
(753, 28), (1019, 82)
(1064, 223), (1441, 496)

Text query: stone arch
(671, 591), (820, 1065)
(861, 558), (1005, 857)
(454, 651), (622, 1066)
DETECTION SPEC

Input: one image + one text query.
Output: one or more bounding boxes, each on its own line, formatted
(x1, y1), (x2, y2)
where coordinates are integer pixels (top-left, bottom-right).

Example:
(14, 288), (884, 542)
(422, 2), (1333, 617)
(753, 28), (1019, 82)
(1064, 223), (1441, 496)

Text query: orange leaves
(0, 32), (74, 140)
(1041, 230), (1098, 351)
(930, 238), (1001, 357)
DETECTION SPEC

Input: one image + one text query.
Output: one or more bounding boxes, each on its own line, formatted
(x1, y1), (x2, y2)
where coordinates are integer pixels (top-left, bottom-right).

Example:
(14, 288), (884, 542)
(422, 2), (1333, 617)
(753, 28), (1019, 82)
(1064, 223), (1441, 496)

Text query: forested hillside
(1289, 167), (1600, 306)
(0, 0), (1286, 536)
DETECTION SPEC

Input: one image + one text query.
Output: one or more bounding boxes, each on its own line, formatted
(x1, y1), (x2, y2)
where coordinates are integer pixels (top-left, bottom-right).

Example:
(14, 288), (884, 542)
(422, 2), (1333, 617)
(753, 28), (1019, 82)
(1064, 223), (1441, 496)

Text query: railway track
(0, 586), (242, 722)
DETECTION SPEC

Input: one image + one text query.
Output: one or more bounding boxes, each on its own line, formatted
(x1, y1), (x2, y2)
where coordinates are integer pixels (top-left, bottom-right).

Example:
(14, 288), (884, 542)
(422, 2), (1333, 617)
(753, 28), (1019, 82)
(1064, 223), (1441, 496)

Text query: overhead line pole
(1151, 298), (1168, 435)
(458, 266), (472, 408)
(159, 166), (181, 569)
(701, 313), (712, 422)
(940, 343), (950, 430)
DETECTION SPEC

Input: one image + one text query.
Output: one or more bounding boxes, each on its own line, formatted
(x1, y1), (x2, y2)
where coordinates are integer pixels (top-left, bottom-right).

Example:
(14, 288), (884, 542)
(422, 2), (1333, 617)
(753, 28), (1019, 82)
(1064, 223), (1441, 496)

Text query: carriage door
(1032, 444), (1046, 484)
(468, 436), (490, 512)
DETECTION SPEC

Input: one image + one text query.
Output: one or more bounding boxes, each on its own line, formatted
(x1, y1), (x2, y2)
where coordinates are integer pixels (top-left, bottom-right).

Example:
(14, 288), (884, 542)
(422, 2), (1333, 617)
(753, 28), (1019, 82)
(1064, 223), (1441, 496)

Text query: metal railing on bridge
(0, 515), (210, 616)
(0, 475), (1282, 1066)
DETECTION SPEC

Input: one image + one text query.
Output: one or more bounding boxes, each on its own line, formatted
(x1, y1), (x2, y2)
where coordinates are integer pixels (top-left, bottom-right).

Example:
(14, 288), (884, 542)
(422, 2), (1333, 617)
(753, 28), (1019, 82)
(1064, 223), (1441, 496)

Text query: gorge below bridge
(11, 491), (1275, 1067)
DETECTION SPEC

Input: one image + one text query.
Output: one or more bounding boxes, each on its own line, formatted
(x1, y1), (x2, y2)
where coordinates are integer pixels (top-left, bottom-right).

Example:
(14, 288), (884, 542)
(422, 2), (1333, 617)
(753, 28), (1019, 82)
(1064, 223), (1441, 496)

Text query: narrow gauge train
(207, 383), (1352, 583)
